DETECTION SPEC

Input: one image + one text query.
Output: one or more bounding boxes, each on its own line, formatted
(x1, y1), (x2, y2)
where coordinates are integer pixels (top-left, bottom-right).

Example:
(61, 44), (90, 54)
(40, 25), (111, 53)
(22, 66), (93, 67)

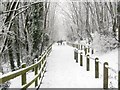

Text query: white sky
(54, 1), (68, 40)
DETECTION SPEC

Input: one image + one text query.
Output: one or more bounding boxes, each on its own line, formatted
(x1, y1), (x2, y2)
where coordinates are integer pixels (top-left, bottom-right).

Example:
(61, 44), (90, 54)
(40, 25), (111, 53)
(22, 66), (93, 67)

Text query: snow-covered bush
(91, 31), (118, 53)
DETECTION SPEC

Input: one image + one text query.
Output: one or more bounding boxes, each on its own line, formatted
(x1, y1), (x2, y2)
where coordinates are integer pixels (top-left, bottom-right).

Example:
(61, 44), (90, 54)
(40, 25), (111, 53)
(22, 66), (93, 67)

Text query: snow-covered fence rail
(67, 42), (94, 55)
(67, 42), (119, 89)
(0, 44), (52, 89)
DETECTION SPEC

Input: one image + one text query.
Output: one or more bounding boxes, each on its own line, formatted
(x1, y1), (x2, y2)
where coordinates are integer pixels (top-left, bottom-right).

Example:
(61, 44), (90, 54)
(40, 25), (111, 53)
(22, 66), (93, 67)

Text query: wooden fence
(67, 42), (119, 89)
(0, 44), (52, 90)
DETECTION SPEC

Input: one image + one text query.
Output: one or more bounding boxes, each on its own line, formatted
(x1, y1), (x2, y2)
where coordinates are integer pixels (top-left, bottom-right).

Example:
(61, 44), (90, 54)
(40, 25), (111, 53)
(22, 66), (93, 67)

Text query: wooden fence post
(103, 62), (108, 89)
(75, 44), (77, 48)
(88, 46), (90, 53)
(92, 49), (94, 54)
(44, 55), (47, 72)
(78, 45), (80, 50)
(32, 60), (35, 72)
(42, 58), (44, 76)
(85, 48), (87, 55)
(86, 55), (90, 71)
(95, 58), (99, 78)
(21, 63), (26, 89)
(76, 44), (78, 49)
(81, 45), (82, 50)
(77, 44), (78, 49)
(118, 71), (120, 90)
(35, 65), (38, 87)
(39, 61), (41, 79)
(74, 49), (78, 63)
(76, 50), (78, 63)
(80, 52), (83, 66)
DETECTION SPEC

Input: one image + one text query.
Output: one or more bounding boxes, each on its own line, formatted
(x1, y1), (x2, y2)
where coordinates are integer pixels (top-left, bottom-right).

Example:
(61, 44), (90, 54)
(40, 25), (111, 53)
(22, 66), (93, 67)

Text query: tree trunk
(8, 39), (15, 71)
(86, 2), (93, 43)
(117, 1), (120, 43)
(14, 19), (21, 67)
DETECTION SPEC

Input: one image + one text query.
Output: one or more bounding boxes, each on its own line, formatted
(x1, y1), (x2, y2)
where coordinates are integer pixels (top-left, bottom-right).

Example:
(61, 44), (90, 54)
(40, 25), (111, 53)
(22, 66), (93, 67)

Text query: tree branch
(0, 2), (42, 15)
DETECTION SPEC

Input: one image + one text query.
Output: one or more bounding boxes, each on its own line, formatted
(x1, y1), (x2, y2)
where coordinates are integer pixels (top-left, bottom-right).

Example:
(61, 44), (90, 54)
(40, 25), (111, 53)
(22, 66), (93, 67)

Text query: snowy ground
(40, 43), (118, 88)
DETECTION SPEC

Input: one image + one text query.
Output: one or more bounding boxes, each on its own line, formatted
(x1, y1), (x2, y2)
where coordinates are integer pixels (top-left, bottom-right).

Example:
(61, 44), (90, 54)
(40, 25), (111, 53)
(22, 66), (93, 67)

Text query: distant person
(63, 41), (65, 45)
(60, 40), (63, 45)
(57, 40), (63, 45)
(57, 41), (60, 45)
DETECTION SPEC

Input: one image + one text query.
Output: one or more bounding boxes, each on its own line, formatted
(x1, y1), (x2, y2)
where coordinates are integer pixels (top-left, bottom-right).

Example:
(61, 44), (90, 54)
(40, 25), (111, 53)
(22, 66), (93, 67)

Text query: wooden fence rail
(67, 42), (119, 89)
(0, 44), (52, 90)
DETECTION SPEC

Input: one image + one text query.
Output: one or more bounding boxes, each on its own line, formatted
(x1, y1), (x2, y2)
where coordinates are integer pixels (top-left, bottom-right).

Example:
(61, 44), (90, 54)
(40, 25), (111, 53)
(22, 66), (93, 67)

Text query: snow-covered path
(40, 43), (103, 88)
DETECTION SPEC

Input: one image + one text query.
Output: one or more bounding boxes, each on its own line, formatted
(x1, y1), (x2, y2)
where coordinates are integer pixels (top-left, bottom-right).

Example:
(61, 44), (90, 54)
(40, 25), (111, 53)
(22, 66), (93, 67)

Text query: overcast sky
(54, 1), (68, 40)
